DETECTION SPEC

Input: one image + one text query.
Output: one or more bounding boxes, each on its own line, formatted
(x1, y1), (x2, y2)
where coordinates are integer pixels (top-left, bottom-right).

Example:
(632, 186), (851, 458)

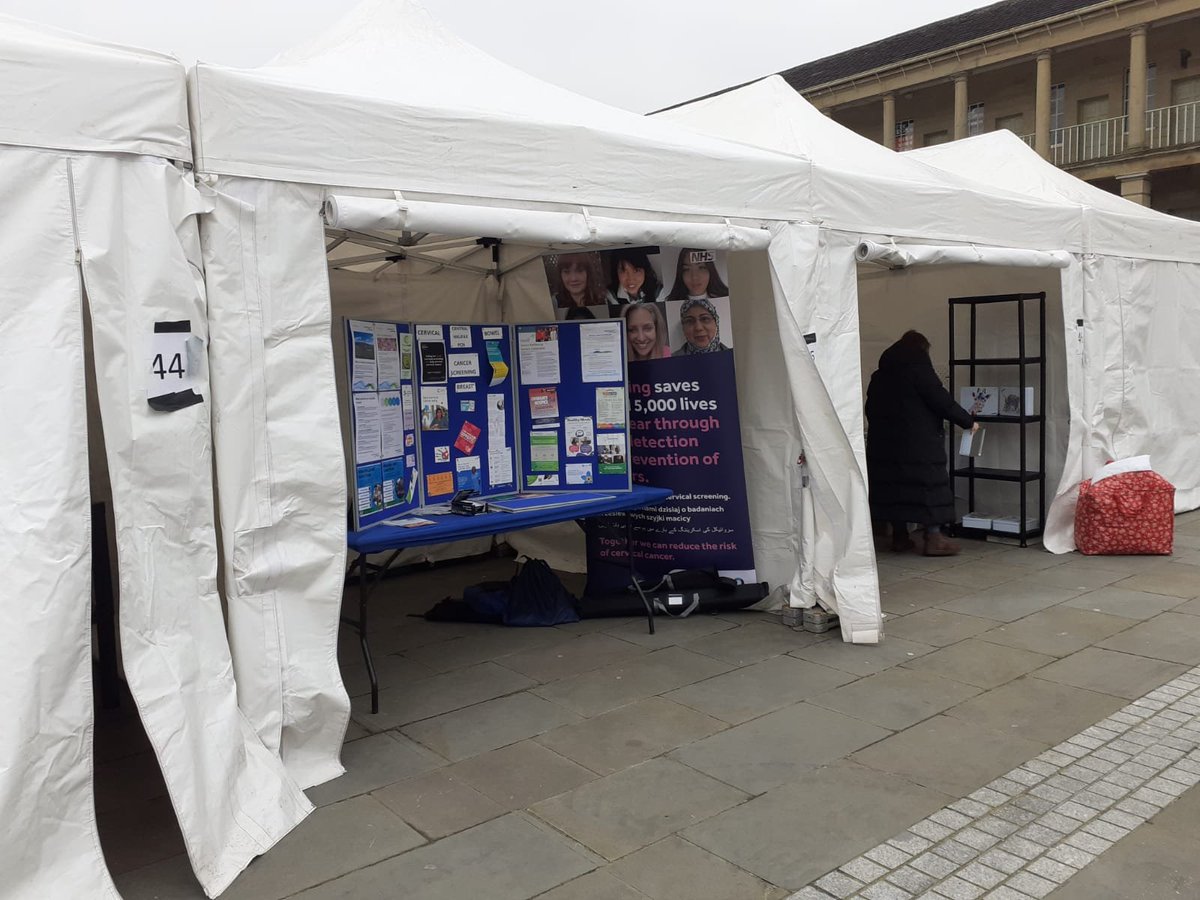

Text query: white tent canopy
(659, 75), (1200, 555)
(186, 7), (888, 850)
(0, 17), (309, 900)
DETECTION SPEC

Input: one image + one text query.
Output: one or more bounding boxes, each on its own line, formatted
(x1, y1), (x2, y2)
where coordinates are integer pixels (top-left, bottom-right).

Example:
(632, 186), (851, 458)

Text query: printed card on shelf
(960, 386), (998, 417)
(998, 386), (1035, 417)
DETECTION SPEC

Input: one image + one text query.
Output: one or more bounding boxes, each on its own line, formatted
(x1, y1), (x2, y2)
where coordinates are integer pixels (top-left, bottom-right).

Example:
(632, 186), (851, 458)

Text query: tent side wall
(0, 145), (120, 900)
(199, 176), (352, 790)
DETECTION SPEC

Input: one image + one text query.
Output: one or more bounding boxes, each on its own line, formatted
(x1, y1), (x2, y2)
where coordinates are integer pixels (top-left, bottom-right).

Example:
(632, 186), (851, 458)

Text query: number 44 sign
(148, 322), (203, 412)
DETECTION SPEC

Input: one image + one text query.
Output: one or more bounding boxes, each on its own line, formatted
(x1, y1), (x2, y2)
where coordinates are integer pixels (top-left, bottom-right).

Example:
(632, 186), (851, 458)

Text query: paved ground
(100, 513), (1200, 899)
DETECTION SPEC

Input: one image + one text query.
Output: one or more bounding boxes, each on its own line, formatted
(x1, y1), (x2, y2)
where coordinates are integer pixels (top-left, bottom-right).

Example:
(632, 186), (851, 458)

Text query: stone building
(783, 0), (1200, 217)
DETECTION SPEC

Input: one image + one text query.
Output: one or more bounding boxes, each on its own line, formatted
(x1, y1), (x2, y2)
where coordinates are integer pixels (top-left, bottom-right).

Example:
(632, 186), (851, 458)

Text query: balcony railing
(966, 100), (1200, 166)
(1146, 100), (1200, 150)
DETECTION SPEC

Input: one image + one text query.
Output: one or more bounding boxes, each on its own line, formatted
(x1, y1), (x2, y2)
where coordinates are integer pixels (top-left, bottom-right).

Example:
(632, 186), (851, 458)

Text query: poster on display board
(514, 320), (631, 492)
(414, 323), (518, 502)
(554, 248), (757, 595)
(346, 319), (420, 529)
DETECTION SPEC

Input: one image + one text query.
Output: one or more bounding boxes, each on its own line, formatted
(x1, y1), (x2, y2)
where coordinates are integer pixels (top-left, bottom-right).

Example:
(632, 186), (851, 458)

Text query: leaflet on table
(580, 321), (624, 383)
(353, 393), (382, 462)
(349, 319), (378, 391)
(375, 323), (402, 390)
(379, 391), (406, 458)
(564, 416), (595, 459)
(595, 387), (625, 430)
(518, 325), (561, 384)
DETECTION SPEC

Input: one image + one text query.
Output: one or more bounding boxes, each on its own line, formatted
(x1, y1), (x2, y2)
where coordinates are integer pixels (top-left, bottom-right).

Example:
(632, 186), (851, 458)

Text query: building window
(996, 113), (1025, 134)
(1171, 74), (1200, 107)
(1050, 83), (1066, 145)
(1123, 64), (1158, 131)
(924, 130), (950, 146)
(968, 102), (985, 136)
(1078, 95), (1111, 124)
(894, 119), (914, 151)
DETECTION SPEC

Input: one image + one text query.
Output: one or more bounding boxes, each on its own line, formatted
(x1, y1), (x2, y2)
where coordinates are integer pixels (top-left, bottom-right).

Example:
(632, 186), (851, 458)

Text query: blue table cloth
(348, 486), (673, 554)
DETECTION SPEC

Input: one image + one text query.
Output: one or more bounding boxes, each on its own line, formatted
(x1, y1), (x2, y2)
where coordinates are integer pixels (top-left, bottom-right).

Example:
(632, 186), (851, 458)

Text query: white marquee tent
(184, 1), (894, 833)
(0, 18), (310, 900)
(659, 76), (1200, 554)
(912, 131), (1200, 548)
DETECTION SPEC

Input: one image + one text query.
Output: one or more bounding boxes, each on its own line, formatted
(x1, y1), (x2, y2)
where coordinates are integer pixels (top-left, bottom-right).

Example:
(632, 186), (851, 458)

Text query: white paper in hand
(959, 428), (986, 458)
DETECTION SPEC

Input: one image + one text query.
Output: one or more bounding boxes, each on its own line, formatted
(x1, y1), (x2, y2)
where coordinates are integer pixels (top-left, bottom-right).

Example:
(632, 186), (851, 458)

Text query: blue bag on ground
(503, 558), (580, 626)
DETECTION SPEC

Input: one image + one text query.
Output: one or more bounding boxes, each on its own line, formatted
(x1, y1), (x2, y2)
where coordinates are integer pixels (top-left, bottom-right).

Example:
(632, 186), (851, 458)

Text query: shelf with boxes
(948, 292), (1047, 548)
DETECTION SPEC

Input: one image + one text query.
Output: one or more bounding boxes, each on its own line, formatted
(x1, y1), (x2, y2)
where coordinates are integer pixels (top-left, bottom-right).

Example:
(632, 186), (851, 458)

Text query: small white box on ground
(962, 512), (993, 530)
(992, 515), (1039, 534)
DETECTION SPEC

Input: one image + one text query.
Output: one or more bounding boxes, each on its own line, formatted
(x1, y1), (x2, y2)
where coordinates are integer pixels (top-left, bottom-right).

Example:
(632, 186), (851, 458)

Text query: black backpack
(503, 558), (580, 627)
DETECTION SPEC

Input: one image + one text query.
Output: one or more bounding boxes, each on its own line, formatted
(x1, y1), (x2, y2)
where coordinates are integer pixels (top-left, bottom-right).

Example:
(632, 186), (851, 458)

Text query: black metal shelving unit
(948, 292), (1047, 548)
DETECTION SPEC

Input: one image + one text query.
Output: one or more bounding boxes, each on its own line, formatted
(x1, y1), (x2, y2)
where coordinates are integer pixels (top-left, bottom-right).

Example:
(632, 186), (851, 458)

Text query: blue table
(345, 486), (673, 712)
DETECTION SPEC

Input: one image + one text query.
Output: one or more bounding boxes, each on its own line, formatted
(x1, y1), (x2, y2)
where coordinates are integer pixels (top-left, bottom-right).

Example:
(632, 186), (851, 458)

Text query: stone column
(1128, 25), (1149, 150)
(954, 74), (970, 140)
(882, 93), (896, 147)
(1035, 52), (1053, 159)
(1118, 172), (1152, 206)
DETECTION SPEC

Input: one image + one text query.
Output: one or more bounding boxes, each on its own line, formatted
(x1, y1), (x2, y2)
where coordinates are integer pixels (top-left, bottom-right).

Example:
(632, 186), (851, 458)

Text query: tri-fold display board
(347, 318), (630, 529)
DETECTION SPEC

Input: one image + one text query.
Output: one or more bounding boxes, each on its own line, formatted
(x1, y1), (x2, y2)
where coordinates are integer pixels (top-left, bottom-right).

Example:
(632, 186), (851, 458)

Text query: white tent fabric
(913, 133), (1200, 549)
(660, 77), (1200, 555)
(0, 18), (309, 899)
(187, 3), (884, 780)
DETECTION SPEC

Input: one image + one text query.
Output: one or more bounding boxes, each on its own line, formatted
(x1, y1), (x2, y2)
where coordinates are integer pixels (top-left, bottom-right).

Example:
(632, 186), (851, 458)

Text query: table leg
(625, 512), (654, 635)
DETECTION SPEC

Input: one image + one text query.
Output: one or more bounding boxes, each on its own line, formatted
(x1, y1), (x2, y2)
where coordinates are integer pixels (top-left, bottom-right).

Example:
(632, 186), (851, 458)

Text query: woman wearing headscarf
(675, 297), (728, 354)
(865, 330), (978, 556)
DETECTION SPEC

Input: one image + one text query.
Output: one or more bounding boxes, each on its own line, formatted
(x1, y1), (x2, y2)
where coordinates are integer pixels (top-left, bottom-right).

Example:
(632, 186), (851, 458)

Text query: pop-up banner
(543, 247), (757, 593)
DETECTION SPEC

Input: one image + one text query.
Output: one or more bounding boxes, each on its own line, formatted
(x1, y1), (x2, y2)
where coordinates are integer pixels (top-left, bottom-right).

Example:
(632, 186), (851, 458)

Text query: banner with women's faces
(543, 247), (757, 594)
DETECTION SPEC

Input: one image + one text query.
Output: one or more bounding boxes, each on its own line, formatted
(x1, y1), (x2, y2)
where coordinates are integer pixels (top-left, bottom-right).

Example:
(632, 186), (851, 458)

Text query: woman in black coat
(865, 330), (978, 556)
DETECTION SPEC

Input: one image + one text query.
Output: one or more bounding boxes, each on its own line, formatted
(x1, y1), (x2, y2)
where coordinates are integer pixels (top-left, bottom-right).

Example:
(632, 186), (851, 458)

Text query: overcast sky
(0, 0), (987, 112)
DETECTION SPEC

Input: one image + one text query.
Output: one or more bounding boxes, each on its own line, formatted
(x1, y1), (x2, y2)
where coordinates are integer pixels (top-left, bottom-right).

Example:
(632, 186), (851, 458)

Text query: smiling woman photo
(620, 302), (670, 361)
(607, 248), (662, 306)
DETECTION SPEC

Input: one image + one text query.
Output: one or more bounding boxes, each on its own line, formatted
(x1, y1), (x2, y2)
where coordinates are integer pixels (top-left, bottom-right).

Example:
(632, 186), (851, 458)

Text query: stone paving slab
(608, 836), (790, 900)
(669, 702), (893, 794)
(850, 715), (1047, 797)
(663, 654), (856, 725)
(534, 697), (726, 774)
(530, 758), (749, 861)
(290, 812), (597, 900)
(808, 668), (983, 732)
(305, 732), (444, 807)
(1034, 648), (1188, 700)
(901, 639), (1055, 689)
(976, 606), (1134, 658)
(401, 691), (581, 762)
(945, 677), (1126, 746)
(683, 762), (952, 889)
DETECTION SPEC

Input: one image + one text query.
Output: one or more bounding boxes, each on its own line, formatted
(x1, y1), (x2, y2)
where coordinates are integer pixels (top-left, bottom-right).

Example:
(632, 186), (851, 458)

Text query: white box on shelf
(961, 512), (994, 530)
(992, 515), (1039, 534)
(960, 386), (998, 417)
(998, 386), (1035, 416)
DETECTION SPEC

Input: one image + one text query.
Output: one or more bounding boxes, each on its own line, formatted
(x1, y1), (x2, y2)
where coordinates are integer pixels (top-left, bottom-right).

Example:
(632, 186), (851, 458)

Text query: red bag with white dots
(1075, 457), (1175, 556)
